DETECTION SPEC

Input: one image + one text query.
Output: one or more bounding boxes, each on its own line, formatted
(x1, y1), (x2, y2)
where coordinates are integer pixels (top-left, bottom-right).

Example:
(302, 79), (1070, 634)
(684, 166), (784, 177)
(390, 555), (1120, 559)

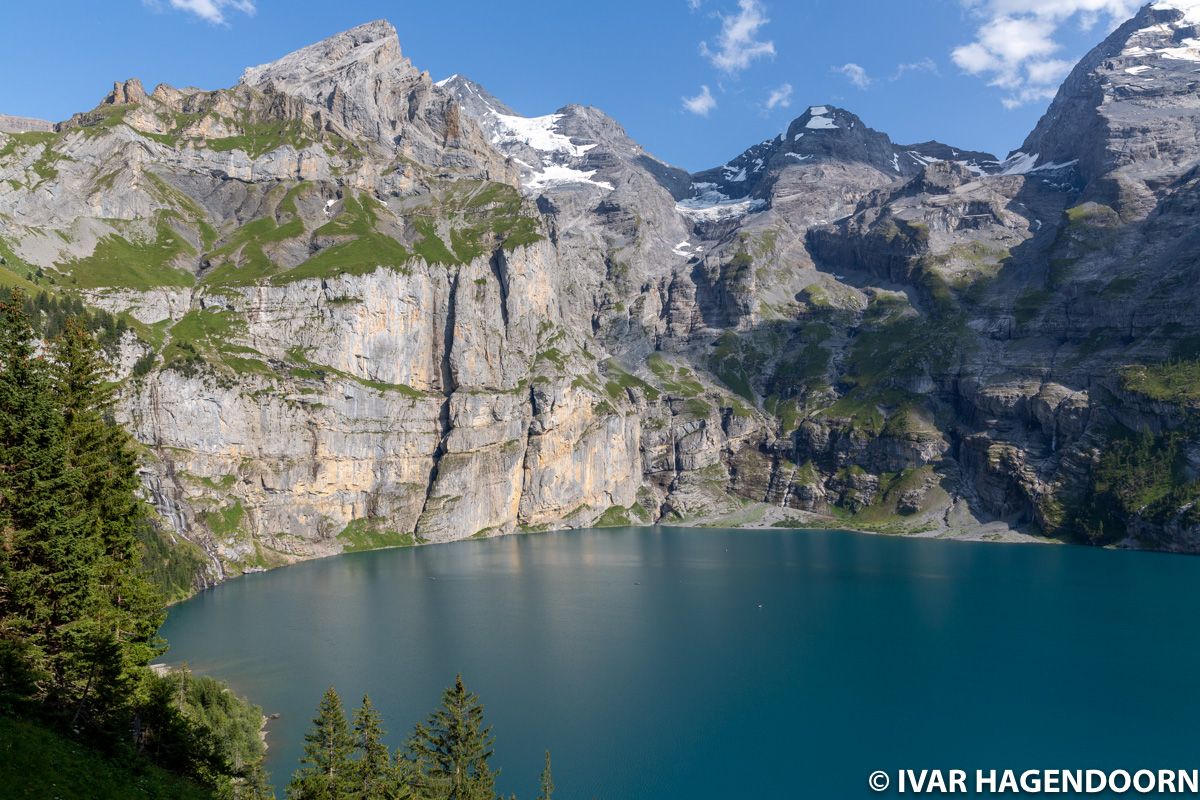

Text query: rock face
(1, 4), (1199, 589)
(0, 114), (54, 133)
(1015, 2), (1200, 207)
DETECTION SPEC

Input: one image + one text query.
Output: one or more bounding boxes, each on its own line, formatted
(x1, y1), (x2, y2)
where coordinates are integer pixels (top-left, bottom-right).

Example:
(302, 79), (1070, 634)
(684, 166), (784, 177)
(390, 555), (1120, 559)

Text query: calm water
(159, 527), (1200, 798)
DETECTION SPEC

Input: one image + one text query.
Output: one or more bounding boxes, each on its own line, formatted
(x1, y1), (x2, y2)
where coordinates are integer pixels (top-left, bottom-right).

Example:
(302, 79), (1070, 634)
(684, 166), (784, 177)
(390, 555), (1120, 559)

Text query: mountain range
(2, 2), (1199, 589)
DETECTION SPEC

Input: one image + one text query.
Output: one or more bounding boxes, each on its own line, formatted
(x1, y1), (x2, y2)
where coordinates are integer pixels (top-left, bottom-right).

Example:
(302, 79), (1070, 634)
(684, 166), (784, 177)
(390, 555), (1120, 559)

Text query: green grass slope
(0, 716), (213, 800)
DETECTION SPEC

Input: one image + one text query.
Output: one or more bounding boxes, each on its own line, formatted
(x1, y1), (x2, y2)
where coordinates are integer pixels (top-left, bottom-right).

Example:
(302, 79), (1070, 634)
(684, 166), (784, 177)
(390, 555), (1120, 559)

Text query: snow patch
(676, 185), (766, 221)
(998, 153), (1077, 177)
(1159, 37), (1200, 61)
(808, 105), (830, 115)
(489, 111), (595, 158)
(485, 109), (614, 193)
(525, 165), (614, 193)
(1029, 159), (1079, 173)
(908, 151), (940, 168)
(1125, 64), (1154, 75)
(434, 74), (459, 88)
(786, 152), (812, 162)
(1152, 1), (1200, 24)
(999, 152), (1039, 175)
(806, 115), (839, 130)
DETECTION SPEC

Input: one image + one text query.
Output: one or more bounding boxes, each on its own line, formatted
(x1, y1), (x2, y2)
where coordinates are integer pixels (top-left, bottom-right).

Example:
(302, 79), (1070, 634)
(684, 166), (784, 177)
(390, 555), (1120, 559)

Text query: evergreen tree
(239, 760), (277, 800)
(289, 687), (355, 800)
(388, 752), (418, 800)
(0, 294), (98, 718)
(536, 751), (554, 800)
(0, 297), (271, 791)
(50, 318), (164, 732)
(352, 694), (392, 799)
(408, 675), (497, 800)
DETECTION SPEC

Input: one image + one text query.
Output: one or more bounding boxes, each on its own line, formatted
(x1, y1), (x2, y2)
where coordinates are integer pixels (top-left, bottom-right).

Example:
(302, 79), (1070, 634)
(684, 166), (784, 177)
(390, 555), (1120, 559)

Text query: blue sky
(1, 0), (1149, 171)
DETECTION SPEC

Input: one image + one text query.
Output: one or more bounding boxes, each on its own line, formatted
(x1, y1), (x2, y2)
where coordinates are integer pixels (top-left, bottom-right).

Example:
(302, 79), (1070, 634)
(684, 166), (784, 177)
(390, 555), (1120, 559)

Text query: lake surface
(159, 527), (1200, 798)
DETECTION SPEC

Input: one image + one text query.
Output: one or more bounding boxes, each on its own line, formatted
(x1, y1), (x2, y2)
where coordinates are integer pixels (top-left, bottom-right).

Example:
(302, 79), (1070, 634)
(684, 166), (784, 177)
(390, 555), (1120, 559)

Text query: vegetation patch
(647, 353), (705, 397)
(203, 214), (305, 286)
(137, 526), (210, 603)
(144, 173), (218, 250)
(708, 330), (761, 401)
(1014, 288), (1052, 325)
(287, 346), (425, 397)
(276, 233), (412, 284)
(603, 362), (661, 401)
(63, 216), (196, 289)
(206, 118), (316, 159)
(200, 500), (245, 537)
(1064, 425), (1200, 545)
(817, 305), (957, 436)
(415, 180), (544, 260)
(0, 130), (59, 160)
(0, 716), (212, 800)
(594, 505), (634, 527)
(338, 518), (417, 552)
(162, 308), (273, 379)
(1121, 360), (1200, 405)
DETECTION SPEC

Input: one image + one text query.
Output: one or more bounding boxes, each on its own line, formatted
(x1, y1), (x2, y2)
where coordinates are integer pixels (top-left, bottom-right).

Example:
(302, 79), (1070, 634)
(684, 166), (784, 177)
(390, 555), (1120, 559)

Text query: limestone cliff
(1, 6), (1199, 589)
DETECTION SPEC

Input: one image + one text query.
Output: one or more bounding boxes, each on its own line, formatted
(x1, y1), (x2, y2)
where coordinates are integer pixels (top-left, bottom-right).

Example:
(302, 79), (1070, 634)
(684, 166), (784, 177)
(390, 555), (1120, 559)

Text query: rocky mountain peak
(1013, 0), (1200, 208)
(785, 104), (853, 134)
(240, 20), (409, 90)
(230, 19), (506, 173)
(236, 20), (426, 146)
(104, 78), (148, 107)
(899, 141), (999, 175)
(687, 104), (918, 209)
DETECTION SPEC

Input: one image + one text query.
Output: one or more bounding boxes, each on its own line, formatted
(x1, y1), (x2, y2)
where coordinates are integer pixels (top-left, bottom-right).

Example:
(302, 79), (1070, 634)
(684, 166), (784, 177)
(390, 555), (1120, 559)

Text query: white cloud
(891, 57), (940, 79)
(687, 0), (702, 9)
(1025, 57), (1074, 84)
(1000, 85), (1060, 109)
(952, 0), (1141, 106)
(700, 0), (776, 74)
(683, 85), (718, 116)
(764, 83), (793, 110)
(834, 63), (872, 89)
(144, 0), (257, 24)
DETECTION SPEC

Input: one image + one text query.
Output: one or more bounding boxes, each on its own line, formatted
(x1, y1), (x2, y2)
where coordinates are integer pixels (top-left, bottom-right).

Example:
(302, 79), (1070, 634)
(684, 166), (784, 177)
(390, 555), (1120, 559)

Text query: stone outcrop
(0, 114), (54, 133)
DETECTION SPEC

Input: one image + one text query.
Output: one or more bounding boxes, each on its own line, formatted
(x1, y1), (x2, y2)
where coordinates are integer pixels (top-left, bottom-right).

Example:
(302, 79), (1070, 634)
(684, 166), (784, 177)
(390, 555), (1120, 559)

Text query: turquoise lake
(158, 527), (1200, 798)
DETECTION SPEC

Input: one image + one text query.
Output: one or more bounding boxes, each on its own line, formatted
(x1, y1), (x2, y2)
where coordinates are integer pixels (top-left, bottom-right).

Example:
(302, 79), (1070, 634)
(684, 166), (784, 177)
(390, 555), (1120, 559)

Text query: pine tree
(239, 760), (277, 800)
(0, 297), (271, 790)
(352, 694), (391, 799)
(289, 686), (355, 800)
(0, 294), (98, 717)
(387, 752), (418, 800)
(50, 318), (164, 732)
(536, 751), (554, 800)
(408, 675), (497, 800)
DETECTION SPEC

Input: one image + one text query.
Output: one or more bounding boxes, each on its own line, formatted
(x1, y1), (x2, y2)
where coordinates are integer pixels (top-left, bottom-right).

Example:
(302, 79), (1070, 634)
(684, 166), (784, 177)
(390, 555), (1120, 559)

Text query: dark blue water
(158, 527), (1200, 798)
